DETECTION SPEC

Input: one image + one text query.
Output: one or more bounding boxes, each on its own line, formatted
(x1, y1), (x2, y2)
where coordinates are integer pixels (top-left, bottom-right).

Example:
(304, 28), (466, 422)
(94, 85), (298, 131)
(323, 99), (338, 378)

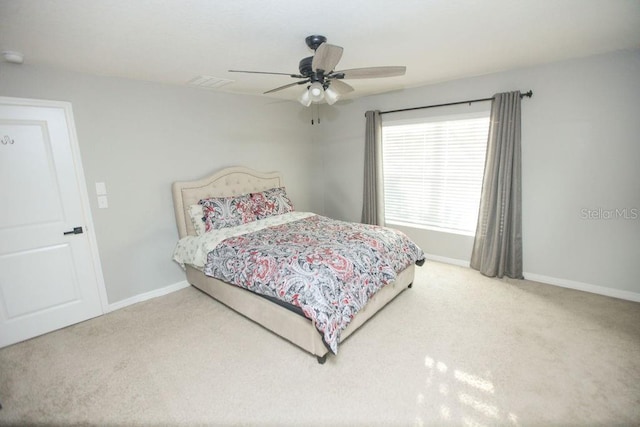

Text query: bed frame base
(186, 264), (415, 362)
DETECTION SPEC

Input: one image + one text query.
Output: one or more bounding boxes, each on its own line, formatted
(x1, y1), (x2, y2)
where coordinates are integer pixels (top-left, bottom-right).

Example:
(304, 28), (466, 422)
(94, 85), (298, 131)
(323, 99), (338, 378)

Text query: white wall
(0, 64), (319, 304)
(1, 49), (638, 305)
(316, 49), (640, 298)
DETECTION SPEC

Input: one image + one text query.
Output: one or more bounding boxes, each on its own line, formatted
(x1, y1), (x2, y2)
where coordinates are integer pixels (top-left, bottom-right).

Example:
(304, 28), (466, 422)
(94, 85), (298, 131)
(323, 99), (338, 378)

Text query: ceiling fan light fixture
(230, 35), (407, 108)
(324, 86), (340, 105)
(309, 81), (324, 102)
(298, 88), (312, 106)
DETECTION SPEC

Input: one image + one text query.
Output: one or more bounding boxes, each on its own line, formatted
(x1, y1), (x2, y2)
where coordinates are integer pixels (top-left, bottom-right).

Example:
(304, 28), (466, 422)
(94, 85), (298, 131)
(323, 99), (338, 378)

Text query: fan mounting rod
(305, 35), (327, 51)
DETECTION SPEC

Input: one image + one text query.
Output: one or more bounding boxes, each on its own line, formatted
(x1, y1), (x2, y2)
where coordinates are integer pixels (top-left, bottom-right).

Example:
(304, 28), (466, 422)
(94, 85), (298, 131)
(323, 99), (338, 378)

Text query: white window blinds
(382, 113), (490, 235)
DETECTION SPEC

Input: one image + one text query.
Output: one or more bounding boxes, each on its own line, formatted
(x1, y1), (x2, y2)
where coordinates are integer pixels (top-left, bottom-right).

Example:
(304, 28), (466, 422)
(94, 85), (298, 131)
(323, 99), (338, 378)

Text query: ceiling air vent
(187, 75), (234, 90)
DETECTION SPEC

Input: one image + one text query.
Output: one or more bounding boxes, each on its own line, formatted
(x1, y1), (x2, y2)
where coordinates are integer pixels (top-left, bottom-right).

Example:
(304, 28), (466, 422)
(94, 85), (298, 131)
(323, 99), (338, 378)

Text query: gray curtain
(470, 91), (523, 279)
(361, 110), (385, 225)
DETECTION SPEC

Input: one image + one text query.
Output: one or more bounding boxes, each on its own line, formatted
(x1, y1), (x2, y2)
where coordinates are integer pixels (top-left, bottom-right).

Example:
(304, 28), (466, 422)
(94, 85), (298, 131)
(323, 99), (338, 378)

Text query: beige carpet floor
(0, 261), (639, 426)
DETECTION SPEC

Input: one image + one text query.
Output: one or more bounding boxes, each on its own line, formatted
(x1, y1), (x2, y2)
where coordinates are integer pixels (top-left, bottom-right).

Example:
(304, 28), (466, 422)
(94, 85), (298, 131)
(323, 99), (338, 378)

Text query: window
(382, 112), (490, 235)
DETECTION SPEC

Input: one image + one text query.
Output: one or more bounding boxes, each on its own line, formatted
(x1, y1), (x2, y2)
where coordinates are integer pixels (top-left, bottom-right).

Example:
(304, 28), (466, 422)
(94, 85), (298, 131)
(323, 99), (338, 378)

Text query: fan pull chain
(311, 103), (321, 125)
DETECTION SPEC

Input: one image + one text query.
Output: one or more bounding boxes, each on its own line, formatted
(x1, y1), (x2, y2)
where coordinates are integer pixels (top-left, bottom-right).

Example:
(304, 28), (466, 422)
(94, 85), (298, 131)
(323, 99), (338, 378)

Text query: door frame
(0, 96), (109, 313)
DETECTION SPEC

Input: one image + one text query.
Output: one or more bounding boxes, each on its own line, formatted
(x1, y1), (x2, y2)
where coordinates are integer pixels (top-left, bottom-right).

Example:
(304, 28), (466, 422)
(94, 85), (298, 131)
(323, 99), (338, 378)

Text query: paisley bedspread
(203, 214), (425, 354)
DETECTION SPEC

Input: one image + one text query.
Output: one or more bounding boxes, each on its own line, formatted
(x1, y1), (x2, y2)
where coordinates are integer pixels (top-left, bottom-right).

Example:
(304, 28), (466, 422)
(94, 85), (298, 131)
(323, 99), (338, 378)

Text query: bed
(172, 166), (424, 363)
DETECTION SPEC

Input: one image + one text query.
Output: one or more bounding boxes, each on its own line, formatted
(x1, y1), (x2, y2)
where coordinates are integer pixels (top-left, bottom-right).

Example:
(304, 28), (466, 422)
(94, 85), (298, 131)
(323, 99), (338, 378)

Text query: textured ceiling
(1, 0), (639, 102)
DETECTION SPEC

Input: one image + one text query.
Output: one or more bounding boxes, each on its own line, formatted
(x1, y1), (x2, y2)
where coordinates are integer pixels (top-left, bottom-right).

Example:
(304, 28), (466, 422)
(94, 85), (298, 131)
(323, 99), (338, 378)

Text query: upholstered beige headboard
(172, 166), (283, 238)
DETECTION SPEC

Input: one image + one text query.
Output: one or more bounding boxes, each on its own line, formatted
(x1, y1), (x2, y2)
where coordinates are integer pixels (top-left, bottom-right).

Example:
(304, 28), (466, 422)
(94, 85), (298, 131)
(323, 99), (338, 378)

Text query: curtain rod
(378, 90), (533, 115)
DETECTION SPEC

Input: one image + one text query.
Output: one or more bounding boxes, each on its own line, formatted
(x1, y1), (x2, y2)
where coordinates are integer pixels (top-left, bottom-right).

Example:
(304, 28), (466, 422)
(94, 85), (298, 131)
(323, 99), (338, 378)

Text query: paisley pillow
(199, 194), (256, 232)
(250, 187), (294, 220)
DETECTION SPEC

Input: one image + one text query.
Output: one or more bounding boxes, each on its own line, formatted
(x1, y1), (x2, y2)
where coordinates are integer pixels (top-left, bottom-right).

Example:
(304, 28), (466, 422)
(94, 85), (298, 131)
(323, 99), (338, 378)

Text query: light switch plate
(97, 195), (109, 209)
(95, 182), (107, 195)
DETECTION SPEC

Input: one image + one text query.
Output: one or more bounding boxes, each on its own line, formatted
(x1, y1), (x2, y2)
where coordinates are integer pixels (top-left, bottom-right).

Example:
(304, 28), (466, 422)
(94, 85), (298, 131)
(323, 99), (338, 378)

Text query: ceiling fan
(229, 35), (406, 106)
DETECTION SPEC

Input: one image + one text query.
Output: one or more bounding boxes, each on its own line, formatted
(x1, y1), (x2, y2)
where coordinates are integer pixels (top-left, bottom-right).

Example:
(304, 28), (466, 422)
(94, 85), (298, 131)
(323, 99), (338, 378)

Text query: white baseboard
(523, 272), (640, 303)
(424, 253), (470, 268)
(107, 280), (190, 312)
(423, 255), (640, 303)
(105, 263), (640, 313)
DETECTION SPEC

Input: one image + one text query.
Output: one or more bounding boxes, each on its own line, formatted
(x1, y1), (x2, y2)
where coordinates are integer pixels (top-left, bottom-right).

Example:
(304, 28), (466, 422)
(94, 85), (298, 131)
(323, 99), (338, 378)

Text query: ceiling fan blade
(328, 79), (354, 95)
(229, 70), (303, 78)
(312, 43), (344, 73)
(263, 79), (310, 94)
(333, 66), (406, 79)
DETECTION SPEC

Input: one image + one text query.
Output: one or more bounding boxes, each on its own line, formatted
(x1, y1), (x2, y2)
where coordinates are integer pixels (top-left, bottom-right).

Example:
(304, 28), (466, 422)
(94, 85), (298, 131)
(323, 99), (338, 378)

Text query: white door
(0, 97), (106, 348)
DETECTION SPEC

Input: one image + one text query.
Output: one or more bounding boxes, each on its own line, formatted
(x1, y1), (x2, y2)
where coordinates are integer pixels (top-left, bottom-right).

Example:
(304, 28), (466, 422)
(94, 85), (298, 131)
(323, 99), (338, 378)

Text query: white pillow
(187, 204), (206, 236)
